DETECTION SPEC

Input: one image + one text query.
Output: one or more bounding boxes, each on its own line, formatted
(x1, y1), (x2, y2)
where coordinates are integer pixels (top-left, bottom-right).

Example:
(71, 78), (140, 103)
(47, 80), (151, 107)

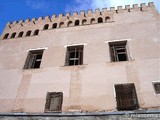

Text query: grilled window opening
(24, 50), (44, 69)
(45, 92), (63, 112)
(109, 41), (128, 62)
(115, 83), (139, 111)
(66, 45), (83, 66)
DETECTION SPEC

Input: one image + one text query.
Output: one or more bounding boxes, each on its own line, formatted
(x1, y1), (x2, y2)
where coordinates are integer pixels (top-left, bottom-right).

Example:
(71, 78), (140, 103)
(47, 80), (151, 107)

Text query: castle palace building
(0, 2), (159, 120)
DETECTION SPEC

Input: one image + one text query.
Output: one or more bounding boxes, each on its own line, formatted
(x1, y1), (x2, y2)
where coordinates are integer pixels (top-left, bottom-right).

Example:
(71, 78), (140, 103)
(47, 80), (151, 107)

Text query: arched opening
(52, 23), (57, 29)
(90, 18), (96, 24)
(59, 22), (64, 28)
(98, 17), (103, 23)
(3, 33), (9, 39)
(82, 19), (87, 25)
(26, 30), (31, 37)
(43, 24), (49, 30)
(11, 32), (16, 38)
(67, 21), (72, 27)
(75, 20), (80, 26)
(18, 31), (24, 37)
(105, 16), (110, 22)
(34, 29), (39, 35)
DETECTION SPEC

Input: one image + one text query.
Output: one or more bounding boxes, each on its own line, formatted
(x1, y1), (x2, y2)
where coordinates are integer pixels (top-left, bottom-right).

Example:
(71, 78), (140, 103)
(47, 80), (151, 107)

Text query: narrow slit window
(66, 45), (83, 66)
(45, 92), (63, 112)
(153, 82), (160, 94)
(109, 41), (128, 62)
(115, 83), (139, 111)
(24, 50), (44, 69)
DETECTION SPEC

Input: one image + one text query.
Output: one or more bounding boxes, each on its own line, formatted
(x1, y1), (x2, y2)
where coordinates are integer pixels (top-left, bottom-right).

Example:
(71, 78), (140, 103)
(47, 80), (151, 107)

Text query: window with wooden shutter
(45, 92), (63, 112)
(115, 83), (139, 111)
(24, 50), (44, 69)
(109, 41), (128, 62)
(65, 45), (83, 66)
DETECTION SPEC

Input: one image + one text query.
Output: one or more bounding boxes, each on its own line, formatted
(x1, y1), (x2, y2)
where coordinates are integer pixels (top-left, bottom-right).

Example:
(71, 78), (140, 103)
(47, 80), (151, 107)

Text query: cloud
(65, 0), (157, 13)
(25, 0), (49, 10)
(65, 0), (110, 12)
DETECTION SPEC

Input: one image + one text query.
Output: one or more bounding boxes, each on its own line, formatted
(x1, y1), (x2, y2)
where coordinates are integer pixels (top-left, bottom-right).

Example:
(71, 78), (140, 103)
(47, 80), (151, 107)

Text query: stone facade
(0, 2), (159, 114)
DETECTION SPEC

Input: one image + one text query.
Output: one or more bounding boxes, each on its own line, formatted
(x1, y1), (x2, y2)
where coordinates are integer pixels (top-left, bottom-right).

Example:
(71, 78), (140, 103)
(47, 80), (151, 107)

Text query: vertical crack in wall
(69, 67), (82, 111)
(12, 74), (32, 112)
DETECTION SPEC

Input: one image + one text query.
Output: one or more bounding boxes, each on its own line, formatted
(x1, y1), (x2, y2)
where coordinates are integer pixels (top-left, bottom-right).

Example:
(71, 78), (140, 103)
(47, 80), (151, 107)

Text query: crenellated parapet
(1, 2), (157, 40)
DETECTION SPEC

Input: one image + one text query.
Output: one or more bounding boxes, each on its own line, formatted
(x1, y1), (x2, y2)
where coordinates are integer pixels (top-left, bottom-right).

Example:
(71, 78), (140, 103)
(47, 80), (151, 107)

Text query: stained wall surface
(0, 3), (159, 113)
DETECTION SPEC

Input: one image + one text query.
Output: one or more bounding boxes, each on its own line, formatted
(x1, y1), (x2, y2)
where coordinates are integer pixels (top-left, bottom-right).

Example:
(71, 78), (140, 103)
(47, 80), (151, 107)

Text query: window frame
(45, 92), (63, 112)
(114, 83), (139, 111)
(152, 82), (160, 94)
(109, 41), (128, 62)
(23, 50), (44, 69)
(65, 45), (84, 66)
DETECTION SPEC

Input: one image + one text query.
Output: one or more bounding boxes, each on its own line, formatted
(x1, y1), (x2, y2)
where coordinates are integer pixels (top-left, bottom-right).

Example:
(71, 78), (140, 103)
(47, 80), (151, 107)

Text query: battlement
(1, 2), (157, 40)
(7, 2), (155, 26)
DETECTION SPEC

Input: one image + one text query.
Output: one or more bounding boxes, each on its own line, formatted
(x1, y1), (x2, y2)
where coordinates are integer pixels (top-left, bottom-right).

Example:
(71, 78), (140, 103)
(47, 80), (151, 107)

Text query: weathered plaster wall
(0, 3), (159, 113)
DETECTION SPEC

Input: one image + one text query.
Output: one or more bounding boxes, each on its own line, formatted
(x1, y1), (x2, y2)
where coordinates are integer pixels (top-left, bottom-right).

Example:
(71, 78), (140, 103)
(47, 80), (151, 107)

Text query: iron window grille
(45, 92), (63, 112)
(115, 83), (139, 111)
(65, 45), (83, 66)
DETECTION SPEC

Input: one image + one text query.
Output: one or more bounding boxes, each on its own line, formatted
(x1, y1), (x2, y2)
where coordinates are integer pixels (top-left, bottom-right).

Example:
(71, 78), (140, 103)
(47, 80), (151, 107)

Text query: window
(59, 22), (64, 28)
(24, 50), (44, 69)
(3, 33), (9, 39)
(98, 17), (103, 23)
(75, 20), (80, 26)
(33, 29), (39, 35)
(52, 23), (57, 29)
(105, 16), (110, 22)
(45, 92), (63, 112)
(66, 45), (83, 66)
(44, 24), (49, 30)
(18, 31), (24, 37)
(90, 18), (96, 24)
(10, 32), (16, 38)
(153, 82), (160, 94)
(67, 21), (72, 27)
(82, 19), (87, 25)
(26, 30), (31, 37)
(109, 41), (128, 62)
(115, 83), (139, 111)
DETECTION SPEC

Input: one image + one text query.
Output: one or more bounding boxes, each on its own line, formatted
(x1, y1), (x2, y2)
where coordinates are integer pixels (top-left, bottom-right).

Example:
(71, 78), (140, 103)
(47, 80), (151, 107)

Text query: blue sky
(0, 0), (159, 35)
